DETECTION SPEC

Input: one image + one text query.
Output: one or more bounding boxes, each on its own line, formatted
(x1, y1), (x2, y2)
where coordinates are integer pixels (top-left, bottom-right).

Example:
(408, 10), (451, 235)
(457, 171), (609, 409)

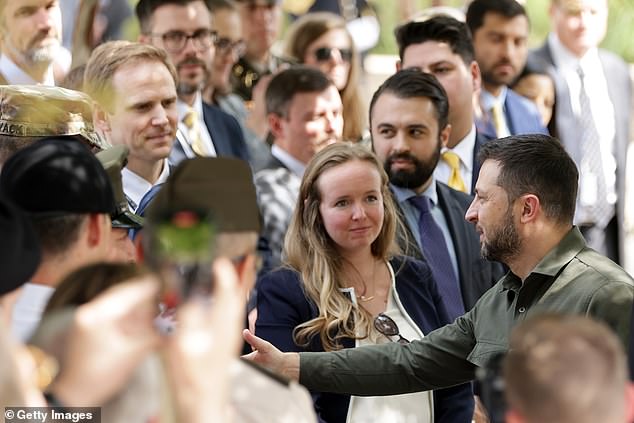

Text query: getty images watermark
(4, 407), (100, 423)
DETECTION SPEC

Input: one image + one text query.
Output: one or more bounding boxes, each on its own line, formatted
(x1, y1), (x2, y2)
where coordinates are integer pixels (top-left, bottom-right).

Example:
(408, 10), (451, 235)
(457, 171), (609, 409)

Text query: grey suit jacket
(395, 182), (505, 311)
(529, 40), (632, 257)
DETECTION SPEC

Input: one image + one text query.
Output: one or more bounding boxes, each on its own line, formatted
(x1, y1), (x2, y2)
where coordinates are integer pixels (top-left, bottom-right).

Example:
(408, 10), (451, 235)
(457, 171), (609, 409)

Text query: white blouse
(346, 261), (434, 423)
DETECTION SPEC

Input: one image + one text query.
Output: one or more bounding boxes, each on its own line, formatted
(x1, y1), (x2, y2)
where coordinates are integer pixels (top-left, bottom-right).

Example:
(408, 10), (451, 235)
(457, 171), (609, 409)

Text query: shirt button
(518, 307), (526, 313)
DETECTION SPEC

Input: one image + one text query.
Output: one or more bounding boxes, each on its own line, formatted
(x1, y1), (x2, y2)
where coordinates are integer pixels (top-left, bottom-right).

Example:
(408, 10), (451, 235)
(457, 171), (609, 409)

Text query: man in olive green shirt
(243, 134), (634, 396)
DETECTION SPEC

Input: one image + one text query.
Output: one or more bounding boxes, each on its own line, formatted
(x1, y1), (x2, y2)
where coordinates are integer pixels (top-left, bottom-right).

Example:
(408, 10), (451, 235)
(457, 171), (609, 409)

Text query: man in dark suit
(136, 0), (249, 166)
(466, 0), (548, 139)
(395, 16), (493, 194)
(85, 41), (178, 212)
(529, 0), (631, 263)
(370, 69), (505, 319)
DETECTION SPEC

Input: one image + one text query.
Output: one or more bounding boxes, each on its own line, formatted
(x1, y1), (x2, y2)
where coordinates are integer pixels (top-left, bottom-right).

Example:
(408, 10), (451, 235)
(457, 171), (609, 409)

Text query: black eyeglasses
(313, 47), (353, 63)
(214, 37), (246, 57)
(150, 29), (218, 53)
(374, 313), (410, 345)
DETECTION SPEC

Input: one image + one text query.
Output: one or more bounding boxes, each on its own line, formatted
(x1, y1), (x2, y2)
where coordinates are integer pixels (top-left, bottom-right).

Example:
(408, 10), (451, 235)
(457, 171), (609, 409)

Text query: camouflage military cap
(0, 85), (109, 151)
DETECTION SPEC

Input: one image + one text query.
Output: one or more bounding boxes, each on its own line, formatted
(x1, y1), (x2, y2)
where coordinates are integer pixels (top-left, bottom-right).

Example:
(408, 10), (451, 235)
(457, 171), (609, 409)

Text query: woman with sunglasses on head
(283, 13), (367, 144)
(254, 143), (474, 423)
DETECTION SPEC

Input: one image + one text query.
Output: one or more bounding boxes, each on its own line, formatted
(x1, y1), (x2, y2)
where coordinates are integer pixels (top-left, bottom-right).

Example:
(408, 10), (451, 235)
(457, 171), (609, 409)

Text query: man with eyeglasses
(204, 0), (272, 170)
(136, 0), (250, 166)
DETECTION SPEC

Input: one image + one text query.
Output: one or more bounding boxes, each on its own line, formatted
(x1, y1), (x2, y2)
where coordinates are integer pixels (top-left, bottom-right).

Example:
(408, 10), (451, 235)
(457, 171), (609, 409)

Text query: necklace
(358, 261), (377, 302)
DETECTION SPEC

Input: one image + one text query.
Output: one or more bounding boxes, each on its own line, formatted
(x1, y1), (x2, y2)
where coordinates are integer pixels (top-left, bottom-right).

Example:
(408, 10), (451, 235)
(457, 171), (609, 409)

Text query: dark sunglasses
(374, 313), (410, 345)
(313, 47), (353, 63)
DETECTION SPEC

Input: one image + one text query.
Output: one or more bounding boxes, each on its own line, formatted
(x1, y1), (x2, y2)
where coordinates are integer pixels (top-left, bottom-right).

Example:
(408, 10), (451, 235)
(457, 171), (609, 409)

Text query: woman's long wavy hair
(284, 12), (366, 143)
(284, 143), (401, 351)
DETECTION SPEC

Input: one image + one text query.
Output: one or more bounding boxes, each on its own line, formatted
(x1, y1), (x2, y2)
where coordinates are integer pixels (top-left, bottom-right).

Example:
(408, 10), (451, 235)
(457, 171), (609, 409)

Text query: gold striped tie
(442, 150), (467, 193)
(183, 108), (206, 156)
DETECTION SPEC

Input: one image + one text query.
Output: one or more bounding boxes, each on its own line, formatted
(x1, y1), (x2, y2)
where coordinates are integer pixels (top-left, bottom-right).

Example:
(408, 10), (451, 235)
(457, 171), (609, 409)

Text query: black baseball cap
(0, 195), (41, 295)
(0, 137), (116, 217)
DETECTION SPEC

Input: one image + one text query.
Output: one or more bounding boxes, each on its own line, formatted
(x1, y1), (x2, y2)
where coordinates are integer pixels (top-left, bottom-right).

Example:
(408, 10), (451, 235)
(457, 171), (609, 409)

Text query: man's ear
(267, 113), (284, 141)
(395, 59), (402, 72)
(470, 60), (482, 92)
(519, 194), (540, 223)
(439, 124), (452, 148)
(85, 214), (111, 249)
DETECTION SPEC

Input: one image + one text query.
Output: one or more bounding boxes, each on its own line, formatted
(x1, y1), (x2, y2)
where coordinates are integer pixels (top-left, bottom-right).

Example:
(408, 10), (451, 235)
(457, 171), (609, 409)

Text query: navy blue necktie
(409, 195), (465, 320)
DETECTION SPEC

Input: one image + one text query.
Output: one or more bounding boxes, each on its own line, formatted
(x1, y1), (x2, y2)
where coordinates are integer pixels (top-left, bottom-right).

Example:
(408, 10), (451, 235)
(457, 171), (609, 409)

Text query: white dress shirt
(122, 158), (170, 211)
(0, 54), (55, 85)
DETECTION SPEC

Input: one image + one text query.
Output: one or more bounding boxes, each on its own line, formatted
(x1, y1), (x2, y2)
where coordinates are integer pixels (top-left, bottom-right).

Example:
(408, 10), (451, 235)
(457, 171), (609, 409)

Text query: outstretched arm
(243, 329), (301, 382)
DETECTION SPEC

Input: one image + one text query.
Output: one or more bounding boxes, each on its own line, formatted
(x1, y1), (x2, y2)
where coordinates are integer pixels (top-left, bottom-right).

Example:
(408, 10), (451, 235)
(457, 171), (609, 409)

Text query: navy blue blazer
(476, 89), (548, 140)
(255, 256), (474, 423)
(169, 102), (250, 166)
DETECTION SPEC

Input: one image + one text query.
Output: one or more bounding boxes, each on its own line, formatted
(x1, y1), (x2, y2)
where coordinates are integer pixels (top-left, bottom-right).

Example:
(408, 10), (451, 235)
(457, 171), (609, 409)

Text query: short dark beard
(383, 146), (440, 191)
(481, 205), (520, 263)
(176, 58), (207, 96)
(480, 61), (517, 89)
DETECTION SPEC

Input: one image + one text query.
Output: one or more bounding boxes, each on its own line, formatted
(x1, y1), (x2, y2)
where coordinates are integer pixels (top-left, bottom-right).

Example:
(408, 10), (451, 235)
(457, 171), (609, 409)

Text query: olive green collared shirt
(300, 227), (634, 395)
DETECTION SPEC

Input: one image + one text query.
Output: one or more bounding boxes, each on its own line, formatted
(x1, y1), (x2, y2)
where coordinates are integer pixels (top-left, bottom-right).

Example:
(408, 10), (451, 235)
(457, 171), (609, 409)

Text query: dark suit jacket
(255, 256), (474, 423)
(529, 41), (631, 257)
(395, 182), (506, 311)
(476, 88), (548, 139)
(169, 102), (250, 165)
(471, 130), (494, 193)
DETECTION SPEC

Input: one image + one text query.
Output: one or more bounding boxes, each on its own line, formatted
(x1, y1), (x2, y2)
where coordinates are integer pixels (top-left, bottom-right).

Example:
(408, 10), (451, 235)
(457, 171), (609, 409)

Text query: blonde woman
(254, 143), (473, 422)
(284, 13), (367, 143)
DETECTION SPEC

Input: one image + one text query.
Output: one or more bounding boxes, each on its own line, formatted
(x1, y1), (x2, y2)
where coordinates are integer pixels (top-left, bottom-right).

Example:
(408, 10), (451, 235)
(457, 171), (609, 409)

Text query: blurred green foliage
(369, 0), (634, 62)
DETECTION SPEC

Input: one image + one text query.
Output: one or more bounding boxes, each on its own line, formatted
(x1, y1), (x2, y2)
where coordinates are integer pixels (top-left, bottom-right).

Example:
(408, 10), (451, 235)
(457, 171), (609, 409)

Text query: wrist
(285, 352), (300, 382)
